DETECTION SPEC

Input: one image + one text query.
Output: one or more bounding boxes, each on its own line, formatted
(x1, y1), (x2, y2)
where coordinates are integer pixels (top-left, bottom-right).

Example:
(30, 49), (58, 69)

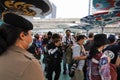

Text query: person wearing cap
(103, 35), (120, 80)
(103, 35), (120, 64)
(71, 35), (87, 80)
(0, 13), (44, 80)
(87, 34), (117, 80)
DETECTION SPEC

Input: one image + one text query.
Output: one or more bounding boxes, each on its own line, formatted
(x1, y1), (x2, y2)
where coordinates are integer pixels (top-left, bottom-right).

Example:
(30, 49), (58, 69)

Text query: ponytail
(0, 23), (25, 55)
(0, 35), (7, 54)
(88, 45), (99, 59)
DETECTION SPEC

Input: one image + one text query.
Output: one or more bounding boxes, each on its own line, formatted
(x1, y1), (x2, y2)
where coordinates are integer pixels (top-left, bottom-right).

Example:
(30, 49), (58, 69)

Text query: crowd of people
(0, 12), (120, 80)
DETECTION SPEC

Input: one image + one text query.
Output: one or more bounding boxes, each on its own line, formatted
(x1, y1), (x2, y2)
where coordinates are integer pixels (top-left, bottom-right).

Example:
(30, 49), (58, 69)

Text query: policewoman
(0, 13), (44, 80)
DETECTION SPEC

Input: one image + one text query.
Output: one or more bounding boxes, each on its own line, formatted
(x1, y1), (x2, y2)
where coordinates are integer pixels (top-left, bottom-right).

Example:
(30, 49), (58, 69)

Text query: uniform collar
(8, 45), (34, 59)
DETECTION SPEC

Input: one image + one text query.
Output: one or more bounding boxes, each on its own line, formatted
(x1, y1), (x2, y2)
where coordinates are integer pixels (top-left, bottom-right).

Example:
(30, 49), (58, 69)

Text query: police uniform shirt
(103, 44), (120, 64)
(0, 45), (44, 80)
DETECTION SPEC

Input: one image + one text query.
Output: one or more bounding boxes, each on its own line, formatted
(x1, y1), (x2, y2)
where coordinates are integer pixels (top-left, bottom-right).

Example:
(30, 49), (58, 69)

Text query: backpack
(65, 45), (73, 64)
(99, 53), (117, 80)
(87, 52), (117, 80)
(68, 44), (83, 77)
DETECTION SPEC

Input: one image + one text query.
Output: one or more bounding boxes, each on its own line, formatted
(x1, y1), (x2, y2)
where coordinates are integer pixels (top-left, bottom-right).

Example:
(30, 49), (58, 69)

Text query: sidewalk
(40, 54), (71, 80)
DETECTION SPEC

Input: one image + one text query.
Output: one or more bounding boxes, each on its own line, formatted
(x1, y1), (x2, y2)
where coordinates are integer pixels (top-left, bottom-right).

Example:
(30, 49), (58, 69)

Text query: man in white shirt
(62, 29), (75, 74)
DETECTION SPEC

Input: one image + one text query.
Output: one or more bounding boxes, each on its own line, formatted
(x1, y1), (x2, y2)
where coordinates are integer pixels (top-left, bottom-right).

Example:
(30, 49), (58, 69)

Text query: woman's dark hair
(88, 44), (101, 59)
(76, 35), (85, 41)
(0, 23), (29, 54)
(88, 32), (94, 38)
(34, 33), (39, 39)
(66, 29), (71, 33)
(47, 31), (52, 36)
(52, 33), (61, 43)
(88, 34), (107, 59)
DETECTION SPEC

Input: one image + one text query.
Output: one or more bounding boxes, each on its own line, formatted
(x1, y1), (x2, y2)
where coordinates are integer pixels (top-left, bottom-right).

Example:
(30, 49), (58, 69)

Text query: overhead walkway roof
(31, 18), (120, 33)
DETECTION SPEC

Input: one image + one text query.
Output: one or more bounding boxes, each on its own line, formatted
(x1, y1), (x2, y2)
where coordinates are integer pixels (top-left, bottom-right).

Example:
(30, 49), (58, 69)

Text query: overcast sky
(50, 0), (89, 18)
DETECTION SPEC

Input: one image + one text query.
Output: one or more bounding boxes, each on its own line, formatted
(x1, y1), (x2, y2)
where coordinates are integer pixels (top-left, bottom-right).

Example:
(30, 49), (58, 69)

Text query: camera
(69, 61), (78, 77)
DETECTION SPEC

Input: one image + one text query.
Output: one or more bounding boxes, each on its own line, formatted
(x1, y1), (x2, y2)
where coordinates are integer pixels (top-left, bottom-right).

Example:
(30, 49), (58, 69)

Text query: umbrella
(0, 0), (52, 16)
(70, 24), (98, 31)
(80, 11), (120, 26)
(69, 24), (99, 35)
(93, 0), (120, 10)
